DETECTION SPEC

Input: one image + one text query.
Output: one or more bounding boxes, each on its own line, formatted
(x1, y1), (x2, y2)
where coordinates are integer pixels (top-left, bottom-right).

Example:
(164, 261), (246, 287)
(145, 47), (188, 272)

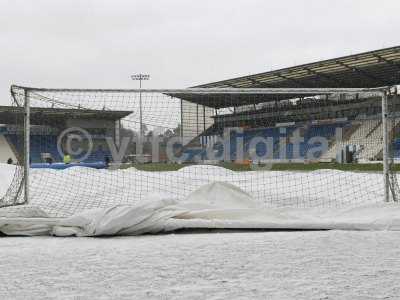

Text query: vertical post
(180, 99), (183, 142)
(139, 79), (143, 138)
(382, 90), (390, 202)
(196, 104), (199, 136)
(24, 89), (30, 204)
(203, 105), (206, 147)
(131, 74), (150, 139)
(115, 119), (121, 147)
(203, 105), (206, 132)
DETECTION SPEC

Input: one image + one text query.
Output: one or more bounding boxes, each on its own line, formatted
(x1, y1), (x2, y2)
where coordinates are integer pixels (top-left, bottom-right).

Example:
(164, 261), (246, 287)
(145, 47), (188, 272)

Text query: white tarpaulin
(2, 181), (400, 236)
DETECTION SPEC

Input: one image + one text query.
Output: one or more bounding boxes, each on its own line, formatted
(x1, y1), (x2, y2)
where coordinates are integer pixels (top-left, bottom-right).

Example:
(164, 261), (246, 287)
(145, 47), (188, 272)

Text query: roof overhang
(0, 106), (133, 126)
(178, 46), (400, 108)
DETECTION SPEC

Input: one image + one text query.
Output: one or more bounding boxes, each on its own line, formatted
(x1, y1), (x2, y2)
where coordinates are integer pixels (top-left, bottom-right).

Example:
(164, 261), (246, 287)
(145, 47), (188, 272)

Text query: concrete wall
(181, 100), (214, 144)
(0, 135), (17, 164)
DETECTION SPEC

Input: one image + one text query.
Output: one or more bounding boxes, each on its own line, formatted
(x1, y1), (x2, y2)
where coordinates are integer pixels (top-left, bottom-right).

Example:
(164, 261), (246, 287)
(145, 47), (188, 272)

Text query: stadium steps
(336, 119), (380, 161)
(343, 123), (361, 141)
(375, 120), (400, 160)
(319, 139), (341, 161)
(356, 120), (400, 161)
(357, 122), (383, 160)
(344, 119), (380, 145)
(320, 123), (361, 159)
(365, 120), (382, 139)
(319, 121), (372, 161)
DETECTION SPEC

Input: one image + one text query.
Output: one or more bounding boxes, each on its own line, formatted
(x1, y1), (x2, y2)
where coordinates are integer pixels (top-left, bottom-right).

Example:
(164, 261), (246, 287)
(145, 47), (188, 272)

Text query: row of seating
(4, 120), (400, 163)
(5, 134), (112, 164)
(232, 124), (344, 160)
(184, 120), (395, 162)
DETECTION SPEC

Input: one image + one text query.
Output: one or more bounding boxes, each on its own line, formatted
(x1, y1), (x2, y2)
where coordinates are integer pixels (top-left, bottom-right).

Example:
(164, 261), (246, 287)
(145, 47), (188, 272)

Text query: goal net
(0, 85), (398, 220)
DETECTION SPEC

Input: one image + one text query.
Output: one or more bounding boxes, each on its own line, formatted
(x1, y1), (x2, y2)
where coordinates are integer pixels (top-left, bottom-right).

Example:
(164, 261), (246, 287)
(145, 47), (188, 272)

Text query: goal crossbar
(11, 85), (390, 95)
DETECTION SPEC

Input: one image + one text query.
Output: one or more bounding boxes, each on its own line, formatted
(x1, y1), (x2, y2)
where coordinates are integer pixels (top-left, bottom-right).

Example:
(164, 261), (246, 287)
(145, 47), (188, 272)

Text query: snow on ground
(1, 163), (398, 235)
(1, 165), (400, 298)
(0, 163), (385, 218)
(1, 231), (400, 299)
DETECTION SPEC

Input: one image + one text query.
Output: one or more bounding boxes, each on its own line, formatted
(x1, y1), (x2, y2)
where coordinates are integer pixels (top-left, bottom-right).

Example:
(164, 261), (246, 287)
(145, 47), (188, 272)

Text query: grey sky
(1, 0), (400, 104)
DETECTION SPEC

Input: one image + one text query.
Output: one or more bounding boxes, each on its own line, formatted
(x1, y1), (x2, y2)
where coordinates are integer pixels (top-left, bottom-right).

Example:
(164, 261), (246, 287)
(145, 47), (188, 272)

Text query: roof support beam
(373, 54), (400, 71)
(335, 61), (387, 85)
(276, 74), (305, 87)
(303, 67), (344, 87)
(226, 83), (241, 88)
(247, 78), (260, 85)
(247, 77), (274, 88)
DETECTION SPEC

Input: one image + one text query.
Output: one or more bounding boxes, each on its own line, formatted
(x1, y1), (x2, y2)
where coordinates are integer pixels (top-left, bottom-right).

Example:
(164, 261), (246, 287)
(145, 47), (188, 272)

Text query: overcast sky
(1, 0), (400, 104)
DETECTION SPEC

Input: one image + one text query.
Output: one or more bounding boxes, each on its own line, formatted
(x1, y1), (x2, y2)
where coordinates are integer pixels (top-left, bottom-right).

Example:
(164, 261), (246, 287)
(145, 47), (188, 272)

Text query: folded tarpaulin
(1, 182), (400, 236)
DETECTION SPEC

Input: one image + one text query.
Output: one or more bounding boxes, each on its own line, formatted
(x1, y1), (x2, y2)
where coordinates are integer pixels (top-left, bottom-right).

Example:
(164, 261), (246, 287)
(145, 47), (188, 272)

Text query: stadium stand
(0, 106), (131, 165)
(171, 46), (400, 163)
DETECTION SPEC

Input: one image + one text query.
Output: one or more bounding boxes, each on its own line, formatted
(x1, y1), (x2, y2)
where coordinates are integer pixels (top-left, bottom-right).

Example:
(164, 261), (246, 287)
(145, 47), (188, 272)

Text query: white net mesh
(1, 86), (396, 218)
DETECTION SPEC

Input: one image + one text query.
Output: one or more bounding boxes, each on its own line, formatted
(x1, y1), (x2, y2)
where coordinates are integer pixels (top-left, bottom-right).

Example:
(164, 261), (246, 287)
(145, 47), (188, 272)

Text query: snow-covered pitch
(1, 164), (400, 298)
(1, 232), (400, 299)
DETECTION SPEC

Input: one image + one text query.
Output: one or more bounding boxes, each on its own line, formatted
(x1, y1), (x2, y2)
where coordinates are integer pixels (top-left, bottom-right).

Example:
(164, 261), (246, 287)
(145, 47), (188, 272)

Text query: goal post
(23, 89), (30, 206)
(386, 86), (400, 202)
(0, 85), (398, 217)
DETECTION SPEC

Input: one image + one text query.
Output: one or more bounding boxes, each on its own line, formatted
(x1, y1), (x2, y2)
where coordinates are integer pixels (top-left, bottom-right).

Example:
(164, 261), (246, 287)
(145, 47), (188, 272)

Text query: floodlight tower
(131, 74), (150, 138)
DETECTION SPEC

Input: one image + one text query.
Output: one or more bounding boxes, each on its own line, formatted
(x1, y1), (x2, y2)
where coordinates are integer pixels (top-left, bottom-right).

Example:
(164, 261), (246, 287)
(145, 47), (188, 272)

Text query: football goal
(0, 85), (399, 219)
